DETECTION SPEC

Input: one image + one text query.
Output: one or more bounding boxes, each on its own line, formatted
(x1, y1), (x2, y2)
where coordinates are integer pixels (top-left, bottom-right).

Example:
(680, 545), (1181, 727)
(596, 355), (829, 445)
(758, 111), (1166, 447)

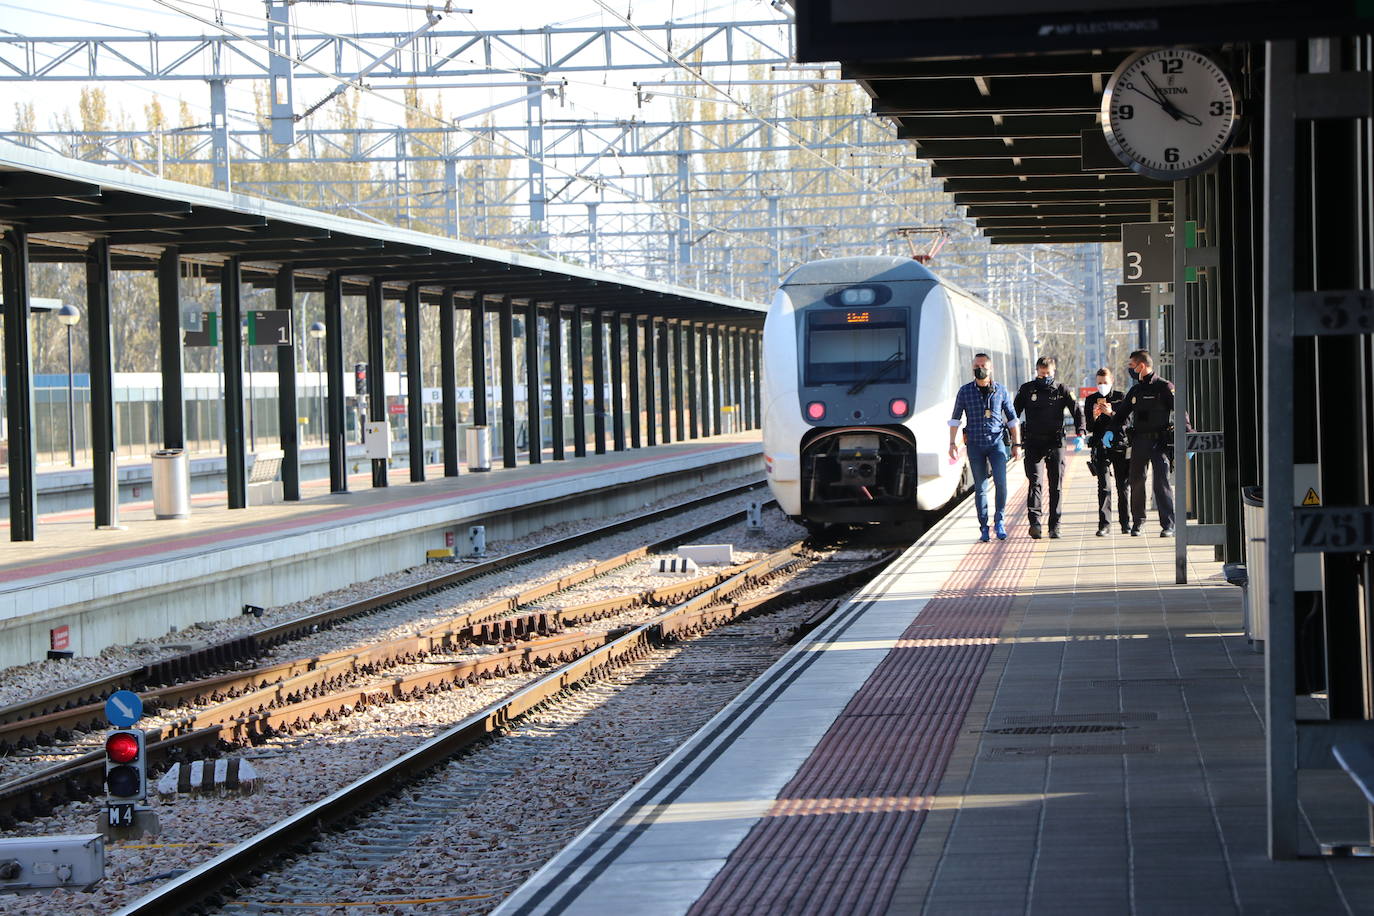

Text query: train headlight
(806, 401), (826, 421)
(889, 398), (910, 418)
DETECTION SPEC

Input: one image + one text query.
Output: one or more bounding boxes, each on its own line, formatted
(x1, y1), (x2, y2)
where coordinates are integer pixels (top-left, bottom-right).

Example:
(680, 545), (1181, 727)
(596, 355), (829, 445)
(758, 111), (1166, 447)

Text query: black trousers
(1094, 450), (1130, 529)
(1129, 434), (1175, 530)
(1023, 439), (1066, 528)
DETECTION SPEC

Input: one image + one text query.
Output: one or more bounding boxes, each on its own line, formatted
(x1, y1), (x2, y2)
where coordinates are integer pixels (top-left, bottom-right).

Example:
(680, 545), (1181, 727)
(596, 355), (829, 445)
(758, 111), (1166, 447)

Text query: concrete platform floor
(0, 432), (761, 588)
(899, 459), (1374, 915)
(499, 453), (1374, 916)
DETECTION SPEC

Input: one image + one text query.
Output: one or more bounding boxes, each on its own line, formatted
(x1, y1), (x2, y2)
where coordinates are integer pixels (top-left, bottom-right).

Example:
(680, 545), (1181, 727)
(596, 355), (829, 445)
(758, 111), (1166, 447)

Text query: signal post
(100, 690), (159, 840)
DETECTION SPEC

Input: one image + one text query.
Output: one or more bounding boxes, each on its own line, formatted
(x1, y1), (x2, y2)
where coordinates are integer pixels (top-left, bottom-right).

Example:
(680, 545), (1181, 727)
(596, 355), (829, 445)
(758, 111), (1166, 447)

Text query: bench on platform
(247, 450), (284, 506)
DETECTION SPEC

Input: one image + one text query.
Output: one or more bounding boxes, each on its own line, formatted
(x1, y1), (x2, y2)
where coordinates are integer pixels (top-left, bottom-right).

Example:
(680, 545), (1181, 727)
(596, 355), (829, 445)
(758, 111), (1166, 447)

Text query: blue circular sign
(104, 690), (144, 728)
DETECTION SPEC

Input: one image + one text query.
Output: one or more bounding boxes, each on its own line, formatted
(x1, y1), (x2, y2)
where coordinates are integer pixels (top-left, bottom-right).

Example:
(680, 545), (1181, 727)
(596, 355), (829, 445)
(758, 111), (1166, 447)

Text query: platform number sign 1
(247, 310), (293, 346)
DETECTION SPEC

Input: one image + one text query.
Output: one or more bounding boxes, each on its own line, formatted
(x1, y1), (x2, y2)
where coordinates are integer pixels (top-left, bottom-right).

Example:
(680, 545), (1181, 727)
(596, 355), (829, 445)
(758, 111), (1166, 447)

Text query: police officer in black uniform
(1116, 349), (1176, 537)
(1084, 367), (1130, 537)
(1014, 356), (1085, 539)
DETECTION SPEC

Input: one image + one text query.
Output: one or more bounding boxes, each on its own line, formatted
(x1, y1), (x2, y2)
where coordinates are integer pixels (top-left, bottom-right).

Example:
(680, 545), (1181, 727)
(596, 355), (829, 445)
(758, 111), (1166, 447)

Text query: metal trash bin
(466, 426), (492, 472)
(151, 448), (190, 519)
(1241, 486), (1266, 648)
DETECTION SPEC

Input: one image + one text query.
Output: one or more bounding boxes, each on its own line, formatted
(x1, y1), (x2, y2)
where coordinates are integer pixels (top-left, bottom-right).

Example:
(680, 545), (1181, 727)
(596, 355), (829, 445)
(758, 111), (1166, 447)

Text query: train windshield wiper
(847, 350), (903, 395)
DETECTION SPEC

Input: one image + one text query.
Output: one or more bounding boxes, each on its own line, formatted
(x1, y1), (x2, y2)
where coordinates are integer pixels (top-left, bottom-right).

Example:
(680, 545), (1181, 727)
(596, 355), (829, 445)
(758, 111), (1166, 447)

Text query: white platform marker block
(156, 758), (259, 797)
(678, 544), (734, 566)
(468, 525), (487, 558)
(746, 500), (765, 532)
(655, 556), (700, 575)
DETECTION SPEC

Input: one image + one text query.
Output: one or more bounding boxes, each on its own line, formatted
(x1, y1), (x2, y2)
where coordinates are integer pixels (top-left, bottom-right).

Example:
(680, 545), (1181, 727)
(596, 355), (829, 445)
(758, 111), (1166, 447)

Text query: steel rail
(111, 545), (898, 916)
(0, 495), (776, 825)
(0, 478), (767, 733)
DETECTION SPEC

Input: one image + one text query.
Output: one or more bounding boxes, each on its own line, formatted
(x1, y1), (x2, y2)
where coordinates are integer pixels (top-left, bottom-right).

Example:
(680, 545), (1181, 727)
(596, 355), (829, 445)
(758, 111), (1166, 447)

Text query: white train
(762, 256), (1031, 528)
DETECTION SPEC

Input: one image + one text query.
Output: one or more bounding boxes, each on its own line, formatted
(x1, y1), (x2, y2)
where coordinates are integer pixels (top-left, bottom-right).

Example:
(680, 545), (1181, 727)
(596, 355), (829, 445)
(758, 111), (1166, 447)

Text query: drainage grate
(985, 744), (1156, 757)
(1090, 676), (1238, 688)
(1000, 712), (1158, 725)
(985, 724), (1129, 735)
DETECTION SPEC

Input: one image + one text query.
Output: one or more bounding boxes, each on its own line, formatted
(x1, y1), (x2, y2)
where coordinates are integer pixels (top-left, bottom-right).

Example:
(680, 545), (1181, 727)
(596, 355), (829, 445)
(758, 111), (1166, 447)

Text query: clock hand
(1139, 72), (1185, 121)
(1128, 84), (1179, 116)
(1173, 107), (1204, 127)
(1137, 72), (1203, 126)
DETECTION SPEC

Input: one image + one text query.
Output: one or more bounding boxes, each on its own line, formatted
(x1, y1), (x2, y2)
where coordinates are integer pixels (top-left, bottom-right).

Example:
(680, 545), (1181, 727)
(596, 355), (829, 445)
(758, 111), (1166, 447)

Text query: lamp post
(56, 303), (81, 467)
(308, 321), (326, 446)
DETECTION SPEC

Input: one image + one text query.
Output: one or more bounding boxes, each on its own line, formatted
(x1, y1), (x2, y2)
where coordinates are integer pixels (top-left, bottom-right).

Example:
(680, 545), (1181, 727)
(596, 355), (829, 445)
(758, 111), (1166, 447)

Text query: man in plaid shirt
(947, 353), (1022, 542)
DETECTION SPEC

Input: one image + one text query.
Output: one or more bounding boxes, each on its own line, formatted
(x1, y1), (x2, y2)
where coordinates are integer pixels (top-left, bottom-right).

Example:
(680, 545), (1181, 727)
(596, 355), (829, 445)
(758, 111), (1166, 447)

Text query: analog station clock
(1101, 48), (1240, 182)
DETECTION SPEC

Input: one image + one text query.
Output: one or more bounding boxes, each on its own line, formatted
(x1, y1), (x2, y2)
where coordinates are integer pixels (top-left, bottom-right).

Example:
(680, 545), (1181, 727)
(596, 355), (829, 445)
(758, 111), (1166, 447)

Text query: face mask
(1038, 374), (1054, 385)
(1097, 383), (1111, 396)
(1127, 368), (1139, 381)
(972, 367), (989, 380)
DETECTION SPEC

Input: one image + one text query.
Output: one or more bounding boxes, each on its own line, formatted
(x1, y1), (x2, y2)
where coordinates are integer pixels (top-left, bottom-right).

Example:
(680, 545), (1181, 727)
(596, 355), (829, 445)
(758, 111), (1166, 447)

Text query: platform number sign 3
(1102, 48), (1240, 182)
(1115, 284), (1151, 321)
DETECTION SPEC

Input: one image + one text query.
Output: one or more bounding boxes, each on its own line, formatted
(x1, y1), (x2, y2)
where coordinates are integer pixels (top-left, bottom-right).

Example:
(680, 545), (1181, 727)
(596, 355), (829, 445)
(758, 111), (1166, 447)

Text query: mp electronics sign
(795, 1), (1370, 61)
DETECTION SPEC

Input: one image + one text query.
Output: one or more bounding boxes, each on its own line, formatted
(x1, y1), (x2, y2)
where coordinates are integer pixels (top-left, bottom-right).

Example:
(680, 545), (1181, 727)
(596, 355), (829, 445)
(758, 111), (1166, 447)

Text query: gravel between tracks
(0, 472), (775, 713)
(0, 516), (835, 911)
(0, 501), (802, 787)
(213, 596), (833, 916)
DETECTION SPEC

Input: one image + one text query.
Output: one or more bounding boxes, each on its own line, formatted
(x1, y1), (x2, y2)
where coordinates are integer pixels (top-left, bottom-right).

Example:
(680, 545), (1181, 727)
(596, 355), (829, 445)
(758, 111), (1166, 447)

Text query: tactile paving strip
(687, 496), (1041, 916)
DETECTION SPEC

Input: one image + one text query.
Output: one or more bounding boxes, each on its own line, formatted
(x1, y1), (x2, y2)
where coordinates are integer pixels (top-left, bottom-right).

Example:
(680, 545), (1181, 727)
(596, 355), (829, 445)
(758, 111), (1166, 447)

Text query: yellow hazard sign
(1302, 487), (1321, 507)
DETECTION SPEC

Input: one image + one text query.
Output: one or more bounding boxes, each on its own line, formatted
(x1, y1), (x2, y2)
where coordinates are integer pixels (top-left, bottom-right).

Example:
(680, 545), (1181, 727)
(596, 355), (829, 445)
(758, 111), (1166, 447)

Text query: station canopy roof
(0, 142), (766, 325)
(847, 51), (1174, 245)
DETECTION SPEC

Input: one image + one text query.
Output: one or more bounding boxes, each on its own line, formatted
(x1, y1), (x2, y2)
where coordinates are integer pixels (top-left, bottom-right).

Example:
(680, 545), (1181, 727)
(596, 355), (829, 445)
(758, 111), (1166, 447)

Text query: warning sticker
(1302, 487), (1321, 507)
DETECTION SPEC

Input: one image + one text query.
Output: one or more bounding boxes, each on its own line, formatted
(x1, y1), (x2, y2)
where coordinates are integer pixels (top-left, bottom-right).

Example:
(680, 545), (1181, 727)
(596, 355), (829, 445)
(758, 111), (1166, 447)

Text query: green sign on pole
(247, 310), (293, 346)
(184, 312), (218, 347)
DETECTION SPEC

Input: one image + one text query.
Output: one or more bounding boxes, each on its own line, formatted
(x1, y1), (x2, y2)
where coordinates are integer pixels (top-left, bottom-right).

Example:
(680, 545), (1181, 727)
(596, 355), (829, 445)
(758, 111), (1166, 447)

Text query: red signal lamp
(106, 732), (140, 764)
(889, 398), (910, 418)
(806, 401), (826, 420)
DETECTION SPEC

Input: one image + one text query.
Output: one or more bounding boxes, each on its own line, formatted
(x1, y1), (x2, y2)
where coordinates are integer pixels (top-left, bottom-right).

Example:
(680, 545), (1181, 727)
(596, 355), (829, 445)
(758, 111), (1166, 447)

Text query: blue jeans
(967, 441), (1009, 527)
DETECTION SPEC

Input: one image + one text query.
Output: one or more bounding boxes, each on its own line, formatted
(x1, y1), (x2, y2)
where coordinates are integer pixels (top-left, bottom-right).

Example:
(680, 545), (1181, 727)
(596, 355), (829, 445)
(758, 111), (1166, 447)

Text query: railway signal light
(354, 363), (369, 396)
(104, 729), (146, 804)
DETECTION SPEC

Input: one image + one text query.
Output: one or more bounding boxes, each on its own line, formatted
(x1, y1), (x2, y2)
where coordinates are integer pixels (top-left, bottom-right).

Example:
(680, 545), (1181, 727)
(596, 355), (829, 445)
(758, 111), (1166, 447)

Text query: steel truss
(0, 6), (1104, 347)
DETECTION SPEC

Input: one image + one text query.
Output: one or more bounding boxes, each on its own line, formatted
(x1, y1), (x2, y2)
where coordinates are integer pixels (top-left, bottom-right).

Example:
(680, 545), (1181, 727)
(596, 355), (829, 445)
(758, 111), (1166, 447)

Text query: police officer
(948, 352), (1021, 543)
(1014, 356), (1084, 539)
(1084, 367), (1130, 536)
(1116, 349), (1176, 537)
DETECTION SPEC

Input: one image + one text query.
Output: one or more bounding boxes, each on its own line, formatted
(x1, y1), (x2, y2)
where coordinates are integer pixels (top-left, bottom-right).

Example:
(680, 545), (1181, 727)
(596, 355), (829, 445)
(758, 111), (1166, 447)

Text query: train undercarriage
(798, 426), (921, 525)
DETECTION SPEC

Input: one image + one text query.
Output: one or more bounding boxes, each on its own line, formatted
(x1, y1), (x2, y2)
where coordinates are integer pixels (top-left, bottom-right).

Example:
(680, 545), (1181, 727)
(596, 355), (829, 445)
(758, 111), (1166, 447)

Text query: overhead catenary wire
(5, 1), (1090, 304)
(145, 0), (802, 260)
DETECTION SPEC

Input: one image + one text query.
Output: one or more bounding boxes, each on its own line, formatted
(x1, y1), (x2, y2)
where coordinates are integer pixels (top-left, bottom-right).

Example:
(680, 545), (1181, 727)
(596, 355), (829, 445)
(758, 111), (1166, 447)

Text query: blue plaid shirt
(949, 380), (1019, 447)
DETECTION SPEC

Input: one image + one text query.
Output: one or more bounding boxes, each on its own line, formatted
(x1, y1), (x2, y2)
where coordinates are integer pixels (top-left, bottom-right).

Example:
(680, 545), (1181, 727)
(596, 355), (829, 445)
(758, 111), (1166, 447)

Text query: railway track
(0, 480), (768, 736)
(110, 543), (898, 915)
(0, 484), (774, 827)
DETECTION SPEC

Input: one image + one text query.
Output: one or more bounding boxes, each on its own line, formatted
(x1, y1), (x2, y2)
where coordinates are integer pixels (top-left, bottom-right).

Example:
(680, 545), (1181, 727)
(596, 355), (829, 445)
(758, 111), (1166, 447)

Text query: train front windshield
(804, 306), (909, 386)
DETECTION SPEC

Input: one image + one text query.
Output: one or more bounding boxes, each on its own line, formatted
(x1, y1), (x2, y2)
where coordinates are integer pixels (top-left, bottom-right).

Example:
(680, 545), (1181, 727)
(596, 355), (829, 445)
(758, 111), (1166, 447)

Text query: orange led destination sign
(845, 311), (871, 323)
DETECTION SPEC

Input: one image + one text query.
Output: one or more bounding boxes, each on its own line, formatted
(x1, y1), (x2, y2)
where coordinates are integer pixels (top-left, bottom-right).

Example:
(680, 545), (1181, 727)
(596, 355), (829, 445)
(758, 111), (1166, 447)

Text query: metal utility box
(363, 421), (392, 460)
(0, 834), (104, 895)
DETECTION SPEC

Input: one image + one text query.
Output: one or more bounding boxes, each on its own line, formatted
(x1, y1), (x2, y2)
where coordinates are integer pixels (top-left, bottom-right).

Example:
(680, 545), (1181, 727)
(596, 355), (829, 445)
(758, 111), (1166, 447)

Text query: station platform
(0, 433), (761, 669)
(497, 457), (1374, 915)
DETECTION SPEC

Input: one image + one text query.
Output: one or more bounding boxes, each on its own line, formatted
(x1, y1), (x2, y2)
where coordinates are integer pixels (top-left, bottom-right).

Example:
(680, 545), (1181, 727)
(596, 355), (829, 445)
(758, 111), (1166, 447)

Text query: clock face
(1101, 48), (1240, 182)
